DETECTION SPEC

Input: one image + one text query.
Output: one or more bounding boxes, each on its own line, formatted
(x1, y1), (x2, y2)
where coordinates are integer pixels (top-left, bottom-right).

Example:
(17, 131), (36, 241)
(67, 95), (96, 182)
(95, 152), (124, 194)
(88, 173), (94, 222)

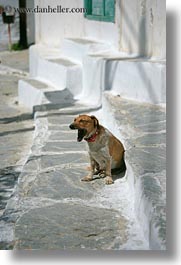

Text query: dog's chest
(87, 132), (110, 161)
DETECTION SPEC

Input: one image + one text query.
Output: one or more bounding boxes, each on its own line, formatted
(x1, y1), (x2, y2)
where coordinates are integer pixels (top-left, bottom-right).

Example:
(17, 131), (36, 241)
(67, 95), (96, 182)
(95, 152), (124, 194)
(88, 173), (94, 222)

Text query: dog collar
(84, 131), (98, 142)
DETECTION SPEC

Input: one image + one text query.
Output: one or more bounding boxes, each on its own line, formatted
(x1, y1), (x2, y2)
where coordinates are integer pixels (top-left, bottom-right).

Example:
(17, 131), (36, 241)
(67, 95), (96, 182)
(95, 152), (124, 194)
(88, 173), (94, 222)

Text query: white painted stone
(62, 38), (113, 63)
(77, 55), (105, 106)
(29, 44), (61, 77)
(18, 78), (59, 111)
(37, 57), (82, 96)
(29, 44), (82, 96)
(105, 59), (166, 104)
(79, 54), (166, 105)
(18, 79), (45, 111)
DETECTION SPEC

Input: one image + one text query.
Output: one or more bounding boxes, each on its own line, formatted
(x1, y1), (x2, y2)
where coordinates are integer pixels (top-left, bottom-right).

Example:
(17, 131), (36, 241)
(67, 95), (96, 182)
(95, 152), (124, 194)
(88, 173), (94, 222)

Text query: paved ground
(0, 50), (166, 250)
(0, 50), (34, 248)
(0, 50), (29, 72)
(1, 107), (149, 250)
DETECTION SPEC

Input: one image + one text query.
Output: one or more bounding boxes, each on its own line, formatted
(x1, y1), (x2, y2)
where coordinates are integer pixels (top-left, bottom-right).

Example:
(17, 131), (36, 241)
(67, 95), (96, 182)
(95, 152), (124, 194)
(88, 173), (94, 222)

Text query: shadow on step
(91, 170), (126, 183)
(33, 88), (102, 116)
(33, 88), (76, 113)
(0, 127), (35, 137)
(0, 113), (33, 124)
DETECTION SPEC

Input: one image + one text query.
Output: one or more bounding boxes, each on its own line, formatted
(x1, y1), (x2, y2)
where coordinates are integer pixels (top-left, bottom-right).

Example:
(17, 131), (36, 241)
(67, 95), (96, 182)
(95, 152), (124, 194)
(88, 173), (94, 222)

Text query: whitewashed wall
(34, 0), (165, 59)
(120, 0), (166, 59)
(34, 0), (120, 49)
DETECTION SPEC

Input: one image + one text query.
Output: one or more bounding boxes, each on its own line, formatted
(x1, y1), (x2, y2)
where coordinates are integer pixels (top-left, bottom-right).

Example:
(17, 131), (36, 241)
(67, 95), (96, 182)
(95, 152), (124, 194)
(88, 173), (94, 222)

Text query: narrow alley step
(29, 44), (82, 96)
(103, 58), (166, 104)
(18, 78), (75, 112)
(62, 37), (113, 63)
(18, 78), (101, 113)
(82, 52), (166, 105)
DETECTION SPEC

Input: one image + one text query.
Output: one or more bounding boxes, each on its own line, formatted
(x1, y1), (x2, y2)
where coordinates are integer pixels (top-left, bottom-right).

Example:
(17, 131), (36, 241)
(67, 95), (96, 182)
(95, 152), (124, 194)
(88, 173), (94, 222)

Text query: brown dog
(69, 115), (126, 184)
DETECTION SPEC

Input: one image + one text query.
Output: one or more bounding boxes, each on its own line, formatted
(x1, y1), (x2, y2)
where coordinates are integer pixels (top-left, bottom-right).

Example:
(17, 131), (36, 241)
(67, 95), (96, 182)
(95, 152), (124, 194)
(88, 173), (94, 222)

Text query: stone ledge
(102, 92), (166, 250)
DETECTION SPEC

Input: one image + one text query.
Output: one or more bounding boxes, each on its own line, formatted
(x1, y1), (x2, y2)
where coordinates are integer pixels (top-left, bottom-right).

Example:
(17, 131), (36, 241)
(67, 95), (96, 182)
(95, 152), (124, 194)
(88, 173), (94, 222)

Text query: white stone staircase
(29, 44), (83, 95)
(18, 37), (166, 112)
(18, 38), (112, 112)
(62, 38), (113, 63)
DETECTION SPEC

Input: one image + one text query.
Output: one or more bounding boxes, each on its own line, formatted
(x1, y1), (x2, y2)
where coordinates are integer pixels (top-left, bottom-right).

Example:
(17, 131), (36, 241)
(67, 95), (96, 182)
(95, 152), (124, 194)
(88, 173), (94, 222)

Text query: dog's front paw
(105, 176), (114, 185)
(81, 175), (93, 182)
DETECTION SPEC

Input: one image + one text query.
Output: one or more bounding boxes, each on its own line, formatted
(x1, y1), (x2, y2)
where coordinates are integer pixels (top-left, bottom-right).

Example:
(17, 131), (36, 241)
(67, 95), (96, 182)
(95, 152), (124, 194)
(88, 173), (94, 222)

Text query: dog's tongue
(77, 129), (86, 142)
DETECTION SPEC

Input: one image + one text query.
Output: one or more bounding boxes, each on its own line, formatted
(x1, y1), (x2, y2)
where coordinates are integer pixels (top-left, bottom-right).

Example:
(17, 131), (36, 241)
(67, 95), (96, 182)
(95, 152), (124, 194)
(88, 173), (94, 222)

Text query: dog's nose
(69, 123), (75, 129)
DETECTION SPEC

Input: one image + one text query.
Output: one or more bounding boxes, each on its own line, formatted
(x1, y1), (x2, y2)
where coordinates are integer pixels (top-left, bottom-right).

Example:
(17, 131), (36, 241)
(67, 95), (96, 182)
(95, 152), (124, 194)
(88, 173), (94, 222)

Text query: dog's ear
(91, 115), (99, 128)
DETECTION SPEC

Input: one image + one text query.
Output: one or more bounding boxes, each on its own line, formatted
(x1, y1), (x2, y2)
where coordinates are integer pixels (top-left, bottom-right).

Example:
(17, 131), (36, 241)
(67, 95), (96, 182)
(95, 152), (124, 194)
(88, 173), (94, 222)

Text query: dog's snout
(69, 123), (76, 129)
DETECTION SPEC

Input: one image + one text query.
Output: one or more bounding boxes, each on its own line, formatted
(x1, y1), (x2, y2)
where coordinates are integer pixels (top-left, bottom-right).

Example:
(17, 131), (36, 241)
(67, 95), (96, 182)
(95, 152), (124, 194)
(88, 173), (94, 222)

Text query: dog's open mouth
(77, 129), (87, 142)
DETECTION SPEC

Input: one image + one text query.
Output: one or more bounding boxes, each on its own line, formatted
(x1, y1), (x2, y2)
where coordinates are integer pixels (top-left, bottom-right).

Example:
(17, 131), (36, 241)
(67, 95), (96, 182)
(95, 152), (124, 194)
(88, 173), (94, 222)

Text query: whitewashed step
(104, 58), (166, 104)
(29, 44), (82, 96)
(81, 52), (166, 105)
(29, 44), (61, 77)
(62, 38), (112, 63)
(18, 78), (75, 112)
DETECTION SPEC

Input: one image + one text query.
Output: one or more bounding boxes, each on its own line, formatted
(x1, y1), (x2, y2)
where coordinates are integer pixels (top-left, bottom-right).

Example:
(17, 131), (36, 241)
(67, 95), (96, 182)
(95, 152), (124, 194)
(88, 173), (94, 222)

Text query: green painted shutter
(105, 0), (115, 17)
(92, 0), (104, 16)
(84, 0), (115, 23)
